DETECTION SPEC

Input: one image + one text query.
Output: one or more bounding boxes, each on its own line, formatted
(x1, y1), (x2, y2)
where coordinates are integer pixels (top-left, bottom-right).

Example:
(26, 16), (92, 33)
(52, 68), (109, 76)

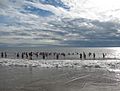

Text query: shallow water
(0, 66), (120, 91)
(1, 47), (120, 91)
(0, 47), (120, 60)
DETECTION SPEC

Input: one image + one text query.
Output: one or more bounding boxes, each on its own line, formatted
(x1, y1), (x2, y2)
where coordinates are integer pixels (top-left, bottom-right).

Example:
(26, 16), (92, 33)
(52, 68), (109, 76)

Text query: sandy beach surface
(0, 59), (120, 91)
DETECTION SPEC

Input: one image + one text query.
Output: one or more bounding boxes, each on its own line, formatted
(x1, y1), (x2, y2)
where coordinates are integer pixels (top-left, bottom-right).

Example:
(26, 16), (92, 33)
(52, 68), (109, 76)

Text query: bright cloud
(0, 0), (120, 47)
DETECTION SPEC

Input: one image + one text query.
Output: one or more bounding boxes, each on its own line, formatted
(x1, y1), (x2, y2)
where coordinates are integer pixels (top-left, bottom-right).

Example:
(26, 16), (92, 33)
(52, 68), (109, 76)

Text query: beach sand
(0, 59), (120, 91)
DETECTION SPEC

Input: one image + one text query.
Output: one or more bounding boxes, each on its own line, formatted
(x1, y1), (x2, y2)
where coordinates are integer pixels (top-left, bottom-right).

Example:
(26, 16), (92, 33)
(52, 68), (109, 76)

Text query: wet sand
(0, 65), (120, 91)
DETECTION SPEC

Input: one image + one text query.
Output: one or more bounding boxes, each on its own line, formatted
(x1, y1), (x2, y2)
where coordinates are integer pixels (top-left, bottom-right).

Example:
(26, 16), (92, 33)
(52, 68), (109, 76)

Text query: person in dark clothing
(4, 52), (7, 58)
(1, 52), (4, 58)
(93, 53), (95, 59)
(80, 53), (82, 59)
(76, 52), (79, 55)
(88, 52), (92, 57)
(49, 53), (52, 56)
(29, 52), (33, 60)
(72, 53), (74, 55)
(21, 53), (24, 59)
(68, 53), (71, 55)
(103, 53), (106, 59)
(17, 53), (19, 58)
(83, 52), (86, 59)
(61, 53), (65, 59)
(35, 52), (39, 58)
(53, 52), (56, 56)
(56, 54), (59, 60)
(26, 52), (28, 59)
(43, 54), (45, 59)
(45, 53), (48, 59)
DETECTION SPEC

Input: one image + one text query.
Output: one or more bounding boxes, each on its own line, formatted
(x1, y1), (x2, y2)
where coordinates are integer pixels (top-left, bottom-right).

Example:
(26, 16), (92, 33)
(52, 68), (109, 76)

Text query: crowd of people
(0, 51), (107, 60)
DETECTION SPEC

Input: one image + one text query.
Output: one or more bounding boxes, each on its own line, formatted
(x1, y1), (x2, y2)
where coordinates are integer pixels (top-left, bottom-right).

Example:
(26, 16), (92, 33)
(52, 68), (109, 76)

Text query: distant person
(49, 52), (52, 56)
(80, 53), (82, 59)
(88, 52), (92, 57)
(61, 53), (65, 59)
(103, 53), (106, 59)
(43, 54), (45, 59)
(93, 53), (95, 59)
(4, 52), (7, 58)
(1, 52), (4, 58)
(17, 53), (19, 58)
(21, 53), (24, 59)
(83, 52), (86, 59)
(76, 52), (79, 55)
(26, 52), (28, 59)
(45, 53), (48, 59)
(72, 53), (74, 55)
(35, 52), (39, 58)
(68, 53), (71, 55)
(29, 52), (33, 60)
(56, 54), (59, 60)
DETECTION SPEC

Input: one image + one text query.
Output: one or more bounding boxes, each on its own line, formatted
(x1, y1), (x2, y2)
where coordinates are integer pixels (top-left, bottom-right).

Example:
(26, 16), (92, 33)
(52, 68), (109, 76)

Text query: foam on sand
(0, 58), (120, 71)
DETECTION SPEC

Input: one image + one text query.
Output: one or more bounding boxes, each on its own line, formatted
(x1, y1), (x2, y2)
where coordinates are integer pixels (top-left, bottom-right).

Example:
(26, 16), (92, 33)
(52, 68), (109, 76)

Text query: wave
(0, 58), (120, 71)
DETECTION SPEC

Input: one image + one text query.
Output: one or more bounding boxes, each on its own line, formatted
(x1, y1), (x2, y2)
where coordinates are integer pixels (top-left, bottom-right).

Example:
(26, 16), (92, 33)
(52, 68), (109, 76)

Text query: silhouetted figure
(4, 52), (7, 58)
(76, 52), (79, 55)
(83, 52), (86, 59)
(17, 53), (19, 58)
(45, 53), (48, 59)
(29, 52), (33, 60)
(68, 53), (71, 55)
(93, 53), (95, 59)
(34, 52), (38, 58)
(61, 53), (65, 58)
(26, 52), (28, 59)
(53, 52), (56, 56)
(88, 52), (92, 57)
(56, 54), (59, 60)
(1, 52), (4, 58)
(43, 54), (45, 59)
(103, 53), (106, 59)
(72, 53), (74, 55)
(49, 53), (52, 56)
(21, 53), (24, 59)
(80, 53), (82, 59)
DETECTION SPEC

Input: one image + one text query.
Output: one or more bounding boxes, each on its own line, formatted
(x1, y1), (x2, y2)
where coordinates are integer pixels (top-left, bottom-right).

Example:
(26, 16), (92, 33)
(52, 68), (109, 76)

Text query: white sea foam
(0, 58), (120, 71)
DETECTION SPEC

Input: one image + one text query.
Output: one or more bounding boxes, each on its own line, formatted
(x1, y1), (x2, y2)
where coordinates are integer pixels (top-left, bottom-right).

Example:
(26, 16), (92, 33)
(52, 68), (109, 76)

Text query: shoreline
(0, 58), (120, 69)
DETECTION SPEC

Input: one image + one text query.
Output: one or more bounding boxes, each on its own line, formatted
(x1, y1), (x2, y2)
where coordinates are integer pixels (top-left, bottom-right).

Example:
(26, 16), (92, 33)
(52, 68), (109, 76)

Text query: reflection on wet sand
(18, 68), (120, 91)
(0, 65), (120, 91)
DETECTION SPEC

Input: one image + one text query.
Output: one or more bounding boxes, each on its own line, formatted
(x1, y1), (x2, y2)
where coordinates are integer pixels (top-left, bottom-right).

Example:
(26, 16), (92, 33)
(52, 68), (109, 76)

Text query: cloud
(0, 0), (120, 47)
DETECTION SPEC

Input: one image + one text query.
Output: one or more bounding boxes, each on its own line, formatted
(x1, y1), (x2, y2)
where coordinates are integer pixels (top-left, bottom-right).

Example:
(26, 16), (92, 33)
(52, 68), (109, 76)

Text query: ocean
(0, 47), (120, 91)
(0, 47), (120, 60)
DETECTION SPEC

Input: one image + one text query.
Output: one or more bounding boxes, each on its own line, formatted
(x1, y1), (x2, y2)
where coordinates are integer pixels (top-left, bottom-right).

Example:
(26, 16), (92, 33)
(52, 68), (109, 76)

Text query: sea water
(0, 47), (120, 60)
(0, 47), (120, 91)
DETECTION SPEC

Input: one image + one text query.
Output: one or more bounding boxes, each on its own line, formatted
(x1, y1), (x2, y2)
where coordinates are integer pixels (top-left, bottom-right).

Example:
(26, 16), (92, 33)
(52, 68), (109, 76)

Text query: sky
(0, 0), (120, 47)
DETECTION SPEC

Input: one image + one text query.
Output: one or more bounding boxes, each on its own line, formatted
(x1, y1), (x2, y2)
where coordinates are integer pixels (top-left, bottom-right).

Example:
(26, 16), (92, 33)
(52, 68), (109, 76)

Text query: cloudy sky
(0, 0), (120, 47)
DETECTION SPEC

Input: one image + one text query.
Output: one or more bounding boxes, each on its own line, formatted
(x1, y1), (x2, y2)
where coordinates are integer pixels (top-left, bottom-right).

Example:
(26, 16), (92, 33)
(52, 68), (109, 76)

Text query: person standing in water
(83, 52), (86, 60)
(4, 52), (7, 58)
(1, 52), (4, 58)
(56, 54), (59, 60)
(103, 53), (106, 59)
(42, 53), (45, 60)
(17, 53), (19, 58)
(29, 52), (33, 60)
(93, 53), (95, 59)
(80, 53), (82, 59)
(21, 52), (24, 59)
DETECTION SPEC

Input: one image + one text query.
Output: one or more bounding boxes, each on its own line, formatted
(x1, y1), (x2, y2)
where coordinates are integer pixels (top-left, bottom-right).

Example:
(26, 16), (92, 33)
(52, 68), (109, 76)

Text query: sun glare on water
(111, 47), (120, 59)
